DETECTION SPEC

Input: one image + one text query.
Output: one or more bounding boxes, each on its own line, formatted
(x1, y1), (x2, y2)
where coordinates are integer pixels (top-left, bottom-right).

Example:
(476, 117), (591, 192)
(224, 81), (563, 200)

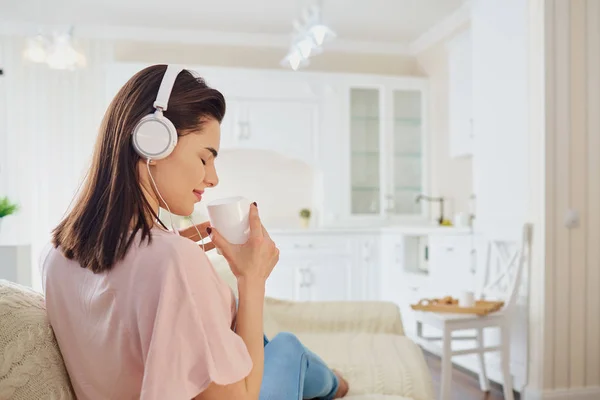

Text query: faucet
(415, 194), (445, 225)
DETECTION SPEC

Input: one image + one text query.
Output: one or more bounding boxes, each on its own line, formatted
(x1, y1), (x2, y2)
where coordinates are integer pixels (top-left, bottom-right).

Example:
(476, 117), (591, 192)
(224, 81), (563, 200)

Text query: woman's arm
(194, 278), (265, 400)
(195, 204), (278, 400)
(235, 277), (266, 396)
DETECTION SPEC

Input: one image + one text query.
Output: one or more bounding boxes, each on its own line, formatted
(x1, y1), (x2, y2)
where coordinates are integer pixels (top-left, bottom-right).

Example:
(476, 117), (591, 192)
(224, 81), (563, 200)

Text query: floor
(423, 351), (520, 400)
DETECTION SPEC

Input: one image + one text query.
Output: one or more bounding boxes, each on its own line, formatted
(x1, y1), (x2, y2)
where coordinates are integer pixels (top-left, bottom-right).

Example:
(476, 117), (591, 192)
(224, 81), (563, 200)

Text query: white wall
(114, 41), (422, 76)
(415, 34), (473, 220)
(465, 0), (531, 390)
(471, 0), (529, 231)
(0, 36), (114, 290)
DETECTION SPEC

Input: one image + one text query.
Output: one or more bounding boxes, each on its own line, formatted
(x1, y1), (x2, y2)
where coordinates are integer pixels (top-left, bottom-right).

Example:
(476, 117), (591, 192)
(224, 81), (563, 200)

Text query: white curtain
(0, 36), (114, 291)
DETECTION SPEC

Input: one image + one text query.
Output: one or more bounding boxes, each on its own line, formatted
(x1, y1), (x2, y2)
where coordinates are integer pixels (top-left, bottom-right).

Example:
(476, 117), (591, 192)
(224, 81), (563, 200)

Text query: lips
(193, 190), (204, 202)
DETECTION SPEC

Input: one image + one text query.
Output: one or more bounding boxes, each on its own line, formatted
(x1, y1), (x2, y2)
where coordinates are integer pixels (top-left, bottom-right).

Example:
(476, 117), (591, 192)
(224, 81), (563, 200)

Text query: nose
(204, 168), (219, 188)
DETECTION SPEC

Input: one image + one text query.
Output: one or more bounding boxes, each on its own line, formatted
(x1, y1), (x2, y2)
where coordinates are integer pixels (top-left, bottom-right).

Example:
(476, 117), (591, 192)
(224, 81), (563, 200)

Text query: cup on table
(458, 290), (475, 308)
(207, 196), (252, 254)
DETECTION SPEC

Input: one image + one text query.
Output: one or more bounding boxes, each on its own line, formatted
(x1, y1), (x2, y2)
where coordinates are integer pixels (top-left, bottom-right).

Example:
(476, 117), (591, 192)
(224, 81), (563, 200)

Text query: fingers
(261, 224), (272, 241)
(196, 220), (211, 231)
(207, 227), (231, 255)
(248, 202), (263, 238)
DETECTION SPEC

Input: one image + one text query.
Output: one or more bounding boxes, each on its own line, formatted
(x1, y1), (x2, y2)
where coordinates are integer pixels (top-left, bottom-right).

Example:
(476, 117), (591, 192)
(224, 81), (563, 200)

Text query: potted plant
(0, 196), (19, 233)
(299, 208), (311, 228)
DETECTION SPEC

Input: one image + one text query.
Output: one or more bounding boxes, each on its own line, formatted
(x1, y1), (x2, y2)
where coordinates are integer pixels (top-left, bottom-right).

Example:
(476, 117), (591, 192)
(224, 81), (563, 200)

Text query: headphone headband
(153, 65), (184, 111)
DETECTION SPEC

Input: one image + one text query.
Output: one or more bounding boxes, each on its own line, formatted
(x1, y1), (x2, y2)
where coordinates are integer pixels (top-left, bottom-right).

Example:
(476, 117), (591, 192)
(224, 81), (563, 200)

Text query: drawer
(428, 235), (475, 281)
(431, 234), (470, 252)
(271, 234), (353, 254)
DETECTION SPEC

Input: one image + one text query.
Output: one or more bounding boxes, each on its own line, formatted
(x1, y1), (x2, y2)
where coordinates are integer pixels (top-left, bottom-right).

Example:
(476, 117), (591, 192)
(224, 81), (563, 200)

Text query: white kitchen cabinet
(105, 63), (320, 167)
(264, 255), (297, 301)
(356, 236), (381, 299)
(219, 98), (242, 149)
(219, 98), (318, 165)
(379, 233), (405, 303)
(265, 232), (379, 302)
(295, 254), (353, 301)
(344, 84), (428, 222)
(379, 233), (432, 336)
(427, 233), (477, 295)
(348, 88), (382, 215)
(447, 28), (474, 158)
(265, 253), (352, 302)
(377, 230), (480, 339)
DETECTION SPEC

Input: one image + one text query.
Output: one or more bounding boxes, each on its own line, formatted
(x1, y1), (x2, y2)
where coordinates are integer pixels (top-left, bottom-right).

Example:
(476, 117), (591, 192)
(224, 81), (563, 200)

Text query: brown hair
(52, 64), (225, 273)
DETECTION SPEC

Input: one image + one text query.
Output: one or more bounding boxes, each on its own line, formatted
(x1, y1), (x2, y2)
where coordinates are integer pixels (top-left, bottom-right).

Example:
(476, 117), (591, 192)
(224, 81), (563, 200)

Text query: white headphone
(131, 65), (184, 160)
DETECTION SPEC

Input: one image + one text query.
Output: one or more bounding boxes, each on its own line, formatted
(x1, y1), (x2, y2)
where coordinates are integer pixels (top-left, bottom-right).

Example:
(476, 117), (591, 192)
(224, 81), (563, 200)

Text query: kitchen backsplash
(182, 148), (316, 229)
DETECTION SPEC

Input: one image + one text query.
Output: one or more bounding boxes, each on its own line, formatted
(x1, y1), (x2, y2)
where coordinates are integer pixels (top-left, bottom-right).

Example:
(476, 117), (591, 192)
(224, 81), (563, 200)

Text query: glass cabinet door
(391, 90), (423, 215)
(349, 88), (381, 215)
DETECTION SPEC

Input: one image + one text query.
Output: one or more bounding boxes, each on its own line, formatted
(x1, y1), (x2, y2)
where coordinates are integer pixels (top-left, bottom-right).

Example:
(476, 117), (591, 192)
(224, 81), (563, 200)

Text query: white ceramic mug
(459, 290), (475, 308)
(207, 196), (252, 253)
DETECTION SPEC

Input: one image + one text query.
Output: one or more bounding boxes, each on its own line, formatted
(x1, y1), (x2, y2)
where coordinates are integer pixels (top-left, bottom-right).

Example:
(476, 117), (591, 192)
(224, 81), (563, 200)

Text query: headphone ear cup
(132, 113), (178, 160)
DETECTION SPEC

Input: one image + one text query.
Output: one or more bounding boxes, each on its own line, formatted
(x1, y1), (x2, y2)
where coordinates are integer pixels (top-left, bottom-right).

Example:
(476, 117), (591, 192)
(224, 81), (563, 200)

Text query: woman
(41, 64), (349, 400)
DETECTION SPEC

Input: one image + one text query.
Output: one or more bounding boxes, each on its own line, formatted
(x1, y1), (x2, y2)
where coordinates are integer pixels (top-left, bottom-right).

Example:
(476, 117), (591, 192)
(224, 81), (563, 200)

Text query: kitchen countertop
(267, 225), (473, 236)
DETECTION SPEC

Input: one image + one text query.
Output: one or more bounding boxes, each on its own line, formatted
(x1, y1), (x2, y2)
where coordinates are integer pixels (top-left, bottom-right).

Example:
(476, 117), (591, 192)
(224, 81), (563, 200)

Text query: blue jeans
(233, 298), (339, 399)
(260, 333), (339, 400)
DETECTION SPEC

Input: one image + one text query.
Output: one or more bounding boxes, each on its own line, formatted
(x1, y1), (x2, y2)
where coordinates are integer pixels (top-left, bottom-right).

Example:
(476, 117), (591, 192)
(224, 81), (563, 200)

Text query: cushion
(264, 297), (405, 336)
(0, 280), (75, 400)
(295, 332), (435, 400)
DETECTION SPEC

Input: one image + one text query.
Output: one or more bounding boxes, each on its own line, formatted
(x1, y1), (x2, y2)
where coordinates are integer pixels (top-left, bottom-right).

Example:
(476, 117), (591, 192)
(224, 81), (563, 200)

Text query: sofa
(0, 259), (435, 400)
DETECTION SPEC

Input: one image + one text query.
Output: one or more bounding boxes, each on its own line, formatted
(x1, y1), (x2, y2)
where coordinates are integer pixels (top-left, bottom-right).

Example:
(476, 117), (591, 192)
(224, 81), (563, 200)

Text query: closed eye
(201, 147), (217, 165)
(205, 147), (218, 158)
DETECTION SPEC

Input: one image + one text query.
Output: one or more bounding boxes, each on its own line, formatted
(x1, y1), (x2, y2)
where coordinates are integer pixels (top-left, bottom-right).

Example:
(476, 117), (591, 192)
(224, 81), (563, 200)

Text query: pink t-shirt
(41, 228), (252, 400)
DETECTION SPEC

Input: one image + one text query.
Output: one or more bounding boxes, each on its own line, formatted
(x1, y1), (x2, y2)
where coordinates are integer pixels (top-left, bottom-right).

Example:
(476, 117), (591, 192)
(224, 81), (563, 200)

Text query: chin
(170, 203), (195, 218)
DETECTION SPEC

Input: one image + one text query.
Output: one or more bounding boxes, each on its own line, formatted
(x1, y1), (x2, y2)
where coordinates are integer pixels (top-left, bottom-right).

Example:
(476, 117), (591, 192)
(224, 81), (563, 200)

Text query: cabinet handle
(384, 197), (396, 213)
(362, 242), (371, 261)
(298, 268), (307, 287)
(244, 121), (251, 139)
(237, 122), (250, 140)
(298, 267), (314, 288)
(445, 247), (454, 252)
(305, 267), (314, 287)
(293, 243), (314, 249)
(236, 122), (244, 140)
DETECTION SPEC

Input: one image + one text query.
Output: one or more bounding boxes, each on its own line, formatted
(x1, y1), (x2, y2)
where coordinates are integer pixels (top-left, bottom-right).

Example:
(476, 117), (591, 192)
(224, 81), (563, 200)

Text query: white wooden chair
(413, 223), (533, 400)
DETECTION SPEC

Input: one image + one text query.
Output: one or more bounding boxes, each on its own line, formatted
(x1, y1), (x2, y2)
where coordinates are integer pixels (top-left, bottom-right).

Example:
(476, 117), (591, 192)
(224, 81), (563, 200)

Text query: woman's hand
(179, 221), (216, 252)
(208, 203), (279, 282)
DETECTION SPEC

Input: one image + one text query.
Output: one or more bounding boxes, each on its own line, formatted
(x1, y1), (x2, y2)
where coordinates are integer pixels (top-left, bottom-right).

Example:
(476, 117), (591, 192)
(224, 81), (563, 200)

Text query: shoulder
(40, 244), (77, 292)
(146, 229), (204, 259)
(134, 229), (212, 283)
